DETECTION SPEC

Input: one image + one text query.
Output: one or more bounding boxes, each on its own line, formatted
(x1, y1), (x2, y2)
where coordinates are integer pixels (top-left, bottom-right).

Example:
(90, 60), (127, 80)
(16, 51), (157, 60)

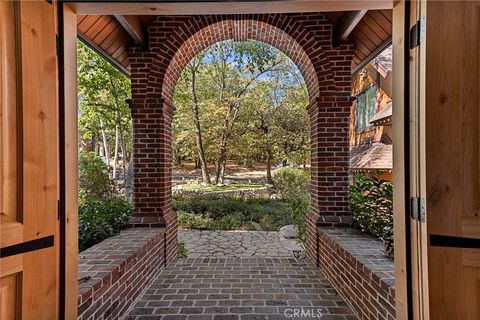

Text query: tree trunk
(112, 117), (119, 180)
(266, 146), (273, 184)
(99, 118), (110, 171)
(214, 133), (228, 184)
(190, 61), (211, 184)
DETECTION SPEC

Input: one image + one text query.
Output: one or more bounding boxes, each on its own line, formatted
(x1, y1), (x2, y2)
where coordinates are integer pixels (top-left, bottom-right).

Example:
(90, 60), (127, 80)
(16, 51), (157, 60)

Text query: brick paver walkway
(126, 258), (357, 320)
(178, 231), (304, 258)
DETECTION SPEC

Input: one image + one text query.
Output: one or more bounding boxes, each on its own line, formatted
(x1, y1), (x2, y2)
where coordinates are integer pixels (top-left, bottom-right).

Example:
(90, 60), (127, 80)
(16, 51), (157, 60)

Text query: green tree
(173, 40), (309, 183)
(77, 41), (132, 187)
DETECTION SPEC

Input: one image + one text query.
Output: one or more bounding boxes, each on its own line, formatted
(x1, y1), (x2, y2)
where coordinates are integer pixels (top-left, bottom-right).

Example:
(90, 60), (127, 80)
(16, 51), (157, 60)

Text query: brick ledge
(317, 227), (396, 320)
(77, 228), (166, 319)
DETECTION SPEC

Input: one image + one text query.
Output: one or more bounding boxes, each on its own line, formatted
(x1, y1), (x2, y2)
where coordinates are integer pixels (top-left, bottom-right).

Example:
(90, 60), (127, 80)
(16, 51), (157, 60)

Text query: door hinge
(409, 15), (426, 49)
(410, 197), (426, 223)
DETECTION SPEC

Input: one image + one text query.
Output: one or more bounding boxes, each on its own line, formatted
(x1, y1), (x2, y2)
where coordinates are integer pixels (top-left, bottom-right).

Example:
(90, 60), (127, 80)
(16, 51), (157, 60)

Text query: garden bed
(174, 195), (292, 231)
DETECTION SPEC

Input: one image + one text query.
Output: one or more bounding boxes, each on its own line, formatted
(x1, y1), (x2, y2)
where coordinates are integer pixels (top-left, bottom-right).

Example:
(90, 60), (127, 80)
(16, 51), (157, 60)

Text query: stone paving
(178, 230), (304, 258)
(126, 257), (358, 320)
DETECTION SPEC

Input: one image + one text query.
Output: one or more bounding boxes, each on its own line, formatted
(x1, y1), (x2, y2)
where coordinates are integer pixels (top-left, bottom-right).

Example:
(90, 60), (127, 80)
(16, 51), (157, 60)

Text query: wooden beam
(67, 0), (394, 15)
(333, 9), (368, 46)
(114, 15), (144, 45)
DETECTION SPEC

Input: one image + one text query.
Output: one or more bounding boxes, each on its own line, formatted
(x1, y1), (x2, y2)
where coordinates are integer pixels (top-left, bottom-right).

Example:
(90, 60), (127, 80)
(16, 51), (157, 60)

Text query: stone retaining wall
(77, 228), (166, 319)
(317, 227), (396, 320)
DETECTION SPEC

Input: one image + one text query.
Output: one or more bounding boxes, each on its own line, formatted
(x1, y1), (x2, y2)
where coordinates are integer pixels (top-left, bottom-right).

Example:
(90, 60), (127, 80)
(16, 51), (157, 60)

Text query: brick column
(128, 98), (177, 262)
(305, 95), (353, 263)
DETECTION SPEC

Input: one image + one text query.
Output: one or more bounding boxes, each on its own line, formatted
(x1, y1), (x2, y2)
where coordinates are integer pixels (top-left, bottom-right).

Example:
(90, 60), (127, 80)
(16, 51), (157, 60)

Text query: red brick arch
(127, 14), (355, 263)
(155, 19), (325, 107)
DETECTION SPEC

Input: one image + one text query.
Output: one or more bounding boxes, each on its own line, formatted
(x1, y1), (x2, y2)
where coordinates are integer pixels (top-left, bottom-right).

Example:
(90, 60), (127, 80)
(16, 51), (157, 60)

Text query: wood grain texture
(19, 1), (59, 318)
(0, 0), (18, 225)
(63, 4), (79, 318)
(424, 2), (480, 319)
(392, 1), (407, 318)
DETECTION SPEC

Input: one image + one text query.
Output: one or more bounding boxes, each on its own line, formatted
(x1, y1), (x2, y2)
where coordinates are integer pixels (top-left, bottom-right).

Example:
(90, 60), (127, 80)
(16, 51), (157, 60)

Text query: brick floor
(125, 258), (358, 320)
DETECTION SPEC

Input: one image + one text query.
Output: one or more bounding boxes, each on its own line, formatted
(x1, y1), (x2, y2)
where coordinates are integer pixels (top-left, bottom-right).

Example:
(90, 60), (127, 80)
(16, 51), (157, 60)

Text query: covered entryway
(1, 1), (480, 319)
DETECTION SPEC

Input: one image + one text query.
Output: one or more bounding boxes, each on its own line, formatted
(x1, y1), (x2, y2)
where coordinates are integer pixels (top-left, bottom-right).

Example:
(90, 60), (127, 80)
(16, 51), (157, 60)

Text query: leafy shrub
(178, 242), (188, 258)
(174, 195), (291, 231)
(349, 173), (393, 241)
(287, 195), (309, 243)
(272, 167), (310, 201)
(177, 210), (214, 230)
(78, 197), (132, 252)
(215, 214), (245, 230)
(272, 167), (310, 244)
(78, 151), (112, 201)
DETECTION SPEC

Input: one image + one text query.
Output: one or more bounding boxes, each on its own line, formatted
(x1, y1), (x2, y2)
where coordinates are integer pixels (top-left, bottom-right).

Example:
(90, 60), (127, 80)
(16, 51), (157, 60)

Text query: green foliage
(272, 167), (310, 201)
(287, 195), (309, 244)
(349, 174), (393, 240)
(172, 40), (310, 177)
(77, 41), (132, 180)
(78, 151), (112, 201)
(177, 242), (188, 258)
(177, 211), (214, 230)
(272, 167), (310, 244)
(174, 195), (292, 231)
(78, 197), (133, 252)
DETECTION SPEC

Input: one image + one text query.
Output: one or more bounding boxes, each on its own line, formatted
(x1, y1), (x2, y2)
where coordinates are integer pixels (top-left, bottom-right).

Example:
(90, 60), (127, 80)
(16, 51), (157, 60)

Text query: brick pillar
(305, 95), (353, 263)
(128, 98), (177, 262)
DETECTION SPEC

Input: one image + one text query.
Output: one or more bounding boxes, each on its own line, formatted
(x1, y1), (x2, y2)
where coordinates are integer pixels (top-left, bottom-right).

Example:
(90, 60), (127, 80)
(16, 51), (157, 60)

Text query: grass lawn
(177, 182), (265, 192)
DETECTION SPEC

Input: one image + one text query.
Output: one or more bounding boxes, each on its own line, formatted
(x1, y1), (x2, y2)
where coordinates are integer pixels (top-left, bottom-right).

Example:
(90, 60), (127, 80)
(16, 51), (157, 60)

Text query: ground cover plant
(174, 195), (292, 231)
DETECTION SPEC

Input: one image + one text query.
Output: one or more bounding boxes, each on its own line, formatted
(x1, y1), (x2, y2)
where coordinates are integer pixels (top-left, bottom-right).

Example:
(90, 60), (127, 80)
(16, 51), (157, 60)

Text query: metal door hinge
(409, 15), (426, 49)
(410, 197), (426, 223)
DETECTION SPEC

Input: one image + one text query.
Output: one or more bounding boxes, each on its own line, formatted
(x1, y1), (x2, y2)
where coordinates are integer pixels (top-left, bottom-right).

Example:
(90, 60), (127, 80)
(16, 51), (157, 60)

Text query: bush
(174, 195), (291, 231)
(272, 167), (310, 201)
(177, 210), (214, 230)
(78, 151), (112, 201)
(349, 173), (393, 241)
(78, 197), (132, 252)
(287, 195), (309, 243)
(272, 167), (310, 244)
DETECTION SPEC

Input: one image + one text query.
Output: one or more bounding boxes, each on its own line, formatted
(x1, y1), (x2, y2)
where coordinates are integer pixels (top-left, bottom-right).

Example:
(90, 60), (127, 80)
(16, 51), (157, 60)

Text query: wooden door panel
(0, 1), (59, 319)
(1, 274), (20, 320)
(423, 2), (480, 319)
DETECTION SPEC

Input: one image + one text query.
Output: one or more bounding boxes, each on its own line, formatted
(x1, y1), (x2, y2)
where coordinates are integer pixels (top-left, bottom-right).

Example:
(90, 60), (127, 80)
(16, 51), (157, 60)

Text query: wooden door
(408, 0), (430, 318)
(0, 1), (59, 319)
(422, 1), (480, 319)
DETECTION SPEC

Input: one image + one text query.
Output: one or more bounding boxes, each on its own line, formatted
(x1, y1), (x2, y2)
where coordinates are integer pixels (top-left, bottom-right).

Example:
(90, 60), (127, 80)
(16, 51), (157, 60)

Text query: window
(355, 85), (377, 131)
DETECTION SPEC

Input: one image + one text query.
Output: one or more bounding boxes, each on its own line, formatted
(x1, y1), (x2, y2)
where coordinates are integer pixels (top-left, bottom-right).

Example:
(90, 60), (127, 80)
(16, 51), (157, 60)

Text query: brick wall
(77, 228), (166, 320)
(317, 227), (396, 320)
(127, 13), (355, 263)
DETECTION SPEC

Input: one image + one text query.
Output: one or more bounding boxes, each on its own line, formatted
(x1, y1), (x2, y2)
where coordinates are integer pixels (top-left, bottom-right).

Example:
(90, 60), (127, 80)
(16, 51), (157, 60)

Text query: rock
(280, 225), (298, 239)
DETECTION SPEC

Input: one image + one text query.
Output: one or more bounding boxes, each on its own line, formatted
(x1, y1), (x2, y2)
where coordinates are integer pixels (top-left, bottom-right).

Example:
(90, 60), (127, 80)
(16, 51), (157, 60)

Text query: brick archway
(128, 14), (355, 263)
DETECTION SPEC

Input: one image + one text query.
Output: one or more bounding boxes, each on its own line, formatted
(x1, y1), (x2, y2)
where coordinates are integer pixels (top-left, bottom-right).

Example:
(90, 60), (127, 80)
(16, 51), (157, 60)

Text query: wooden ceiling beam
(114, 15), (144, 45)
(67, 1), (393, 15)
(333, 9), (368, 46)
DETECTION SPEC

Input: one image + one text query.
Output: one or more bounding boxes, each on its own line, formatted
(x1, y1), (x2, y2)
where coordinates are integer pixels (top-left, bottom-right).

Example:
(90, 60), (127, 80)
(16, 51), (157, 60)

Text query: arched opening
(171, 39), (310, 257)
(128, 14), (354, 263)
